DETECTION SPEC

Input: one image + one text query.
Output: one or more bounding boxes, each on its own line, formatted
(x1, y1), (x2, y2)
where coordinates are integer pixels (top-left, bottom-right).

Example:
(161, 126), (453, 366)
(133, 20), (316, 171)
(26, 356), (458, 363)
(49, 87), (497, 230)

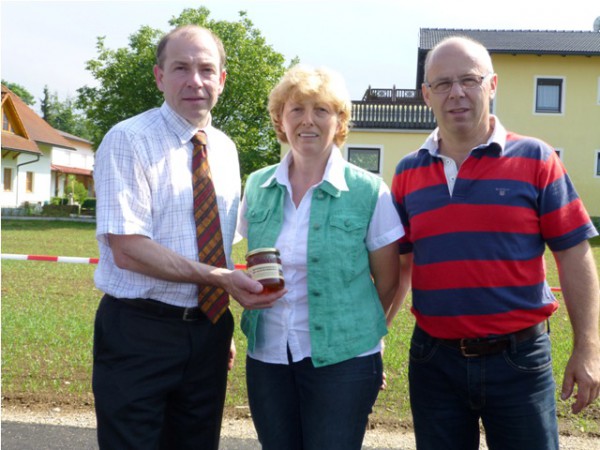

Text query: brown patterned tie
(191, 131), (229, 323)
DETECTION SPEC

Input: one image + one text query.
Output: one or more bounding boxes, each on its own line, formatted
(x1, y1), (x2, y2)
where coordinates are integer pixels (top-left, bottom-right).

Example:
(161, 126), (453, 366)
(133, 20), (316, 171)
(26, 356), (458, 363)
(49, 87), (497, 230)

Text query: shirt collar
(260, 145), (349, 196)
(420, 115), (507, 156)
(160, 102), (214, 145)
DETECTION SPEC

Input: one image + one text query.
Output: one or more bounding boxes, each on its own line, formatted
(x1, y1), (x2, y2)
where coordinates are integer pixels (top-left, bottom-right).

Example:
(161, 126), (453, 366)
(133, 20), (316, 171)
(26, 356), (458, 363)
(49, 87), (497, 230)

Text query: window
(2, 110), (12, 132)
(3, 168), (12, 191)
(347, 147), (381, 174)
(595, 150), (600, 177)
(535, 78), (563, 114)
(26, 171), (34, 193)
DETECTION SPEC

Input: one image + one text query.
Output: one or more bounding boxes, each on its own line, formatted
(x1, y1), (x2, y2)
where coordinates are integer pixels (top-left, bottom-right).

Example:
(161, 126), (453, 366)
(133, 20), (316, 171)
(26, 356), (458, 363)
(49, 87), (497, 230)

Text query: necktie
(191, 131), (229, 323)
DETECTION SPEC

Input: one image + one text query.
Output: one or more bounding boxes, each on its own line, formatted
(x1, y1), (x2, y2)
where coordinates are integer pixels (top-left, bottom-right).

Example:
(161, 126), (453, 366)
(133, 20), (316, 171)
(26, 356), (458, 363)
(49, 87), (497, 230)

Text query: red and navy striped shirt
(391, 119), (598, 339)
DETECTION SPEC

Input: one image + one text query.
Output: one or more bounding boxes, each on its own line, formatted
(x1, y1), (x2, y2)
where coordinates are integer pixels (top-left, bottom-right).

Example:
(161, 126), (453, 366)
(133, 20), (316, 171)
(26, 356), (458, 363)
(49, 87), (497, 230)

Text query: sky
(2, 0), (599, 113)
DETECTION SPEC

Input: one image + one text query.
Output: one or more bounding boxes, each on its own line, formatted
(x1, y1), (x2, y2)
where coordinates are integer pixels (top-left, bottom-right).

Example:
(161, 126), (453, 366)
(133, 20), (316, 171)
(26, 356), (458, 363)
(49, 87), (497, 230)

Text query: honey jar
(245, 248), (285, 293)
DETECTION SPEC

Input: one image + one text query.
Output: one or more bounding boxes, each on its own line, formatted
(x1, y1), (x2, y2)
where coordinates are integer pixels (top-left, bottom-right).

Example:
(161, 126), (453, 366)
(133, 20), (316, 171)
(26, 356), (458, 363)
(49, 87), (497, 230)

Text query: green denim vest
(241, 162), (388, 367)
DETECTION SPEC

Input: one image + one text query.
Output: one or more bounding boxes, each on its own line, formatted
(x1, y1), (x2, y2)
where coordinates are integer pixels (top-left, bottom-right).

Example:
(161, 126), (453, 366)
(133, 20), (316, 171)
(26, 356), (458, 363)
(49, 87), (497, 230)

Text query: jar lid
(246, 247), (280, 258)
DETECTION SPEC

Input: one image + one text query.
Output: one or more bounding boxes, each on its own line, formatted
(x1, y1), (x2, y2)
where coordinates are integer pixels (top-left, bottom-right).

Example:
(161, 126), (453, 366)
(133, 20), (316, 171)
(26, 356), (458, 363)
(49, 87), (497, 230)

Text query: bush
(41, 204), (80, 217)
(65, 175), (88, 204)
(81, 198), (96, 209)
(50, 197), (69, 206)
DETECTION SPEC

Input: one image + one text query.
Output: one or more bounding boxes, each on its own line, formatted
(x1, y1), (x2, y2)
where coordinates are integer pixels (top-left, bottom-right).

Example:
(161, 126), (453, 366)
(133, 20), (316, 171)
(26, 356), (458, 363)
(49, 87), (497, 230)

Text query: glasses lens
(431, 81), (451, 93)
(460, 77), (481, 88)
(429, 74), (488, 93)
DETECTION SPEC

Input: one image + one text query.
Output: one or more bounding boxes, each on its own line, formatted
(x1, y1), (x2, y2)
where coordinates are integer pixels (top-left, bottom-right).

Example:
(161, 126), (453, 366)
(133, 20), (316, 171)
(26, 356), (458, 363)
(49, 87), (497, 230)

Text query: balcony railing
(361, 87), (424, 103)
(351, 87), (436, 130)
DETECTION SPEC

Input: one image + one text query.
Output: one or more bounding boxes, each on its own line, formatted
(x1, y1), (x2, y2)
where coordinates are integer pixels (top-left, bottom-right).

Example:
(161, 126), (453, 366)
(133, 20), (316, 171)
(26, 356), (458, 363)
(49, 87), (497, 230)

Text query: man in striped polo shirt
(391, 36), (600, 450)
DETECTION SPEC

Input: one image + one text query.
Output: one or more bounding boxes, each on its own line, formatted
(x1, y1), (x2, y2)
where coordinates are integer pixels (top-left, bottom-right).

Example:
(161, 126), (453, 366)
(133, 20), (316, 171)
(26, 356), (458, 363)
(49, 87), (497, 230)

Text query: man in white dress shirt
(92, 25), (284, 450)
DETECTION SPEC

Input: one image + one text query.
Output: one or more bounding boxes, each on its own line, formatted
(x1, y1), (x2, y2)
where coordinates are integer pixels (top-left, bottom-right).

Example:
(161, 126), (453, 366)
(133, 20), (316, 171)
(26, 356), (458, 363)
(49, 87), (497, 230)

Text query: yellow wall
(282, 54), (599, 216)
(344, 129), (430, 188)
(492, 54), (600, 216)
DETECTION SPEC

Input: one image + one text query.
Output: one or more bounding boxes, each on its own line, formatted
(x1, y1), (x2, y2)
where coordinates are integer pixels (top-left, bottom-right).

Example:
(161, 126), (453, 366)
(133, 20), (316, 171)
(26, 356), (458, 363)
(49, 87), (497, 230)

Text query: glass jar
(245, 247), (285, 293)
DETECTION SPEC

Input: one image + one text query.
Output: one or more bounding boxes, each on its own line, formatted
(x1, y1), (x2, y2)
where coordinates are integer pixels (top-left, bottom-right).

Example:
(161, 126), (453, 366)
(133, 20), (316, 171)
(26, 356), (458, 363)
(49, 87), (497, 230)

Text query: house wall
(52, 140), (95, 198)
(492, 53), (600, 216)
(344, 129), (430, 186)
(1, 145), (52, 208)
(54, 141), (94, 171)
(1, 155), (18, 207)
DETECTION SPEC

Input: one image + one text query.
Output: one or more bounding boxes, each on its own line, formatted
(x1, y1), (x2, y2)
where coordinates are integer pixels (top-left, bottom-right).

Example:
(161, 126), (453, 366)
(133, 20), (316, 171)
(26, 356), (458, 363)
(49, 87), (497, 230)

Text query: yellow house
(342, 28), (600, 217)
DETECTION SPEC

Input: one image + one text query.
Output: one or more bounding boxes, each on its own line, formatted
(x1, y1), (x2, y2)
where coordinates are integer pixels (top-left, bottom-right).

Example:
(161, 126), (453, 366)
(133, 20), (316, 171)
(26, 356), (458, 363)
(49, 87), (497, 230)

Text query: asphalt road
(1, 421), (259, 450)
(0, 421), (392, 450)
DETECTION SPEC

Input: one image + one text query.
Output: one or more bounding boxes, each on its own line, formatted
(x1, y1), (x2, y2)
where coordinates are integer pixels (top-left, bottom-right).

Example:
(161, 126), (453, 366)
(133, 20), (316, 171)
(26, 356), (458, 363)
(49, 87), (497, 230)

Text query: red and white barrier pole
(2, 253), (99, 264)
(1, 253), (247, 270)
(1, 254), (562, 292)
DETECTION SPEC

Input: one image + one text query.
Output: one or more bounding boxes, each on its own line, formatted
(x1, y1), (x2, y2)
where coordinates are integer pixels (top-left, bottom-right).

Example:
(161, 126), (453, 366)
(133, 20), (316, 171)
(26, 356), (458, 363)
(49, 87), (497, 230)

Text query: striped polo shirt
(391, 118), (598, 339)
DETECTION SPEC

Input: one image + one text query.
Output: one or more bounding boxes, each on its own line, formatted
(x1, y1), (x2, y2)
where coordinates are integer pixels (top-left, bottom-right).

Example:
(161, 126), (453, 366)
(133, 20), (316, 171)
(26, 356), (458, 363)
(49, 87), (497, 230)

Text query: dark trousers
(409, 325), (558, 450)
(92, 295), (234, 450)
(246, 352), (383, 450)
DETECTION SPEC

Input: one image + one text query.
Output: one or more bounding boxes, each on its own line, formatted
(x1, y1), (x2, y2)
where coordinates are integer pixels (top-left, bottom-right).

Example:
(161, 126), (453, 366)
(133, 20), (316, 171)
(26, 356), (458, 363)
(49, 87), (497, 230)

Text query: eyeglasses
(425, 73), (492, 94)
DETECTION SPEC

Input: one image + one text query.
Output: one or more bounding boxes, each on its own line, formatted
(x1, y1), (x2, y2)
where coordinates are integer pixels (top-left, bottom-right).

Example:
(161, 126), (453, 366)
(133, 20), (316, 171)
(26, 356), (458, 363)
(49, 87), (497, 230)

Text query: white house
(1, 84), (94, 209)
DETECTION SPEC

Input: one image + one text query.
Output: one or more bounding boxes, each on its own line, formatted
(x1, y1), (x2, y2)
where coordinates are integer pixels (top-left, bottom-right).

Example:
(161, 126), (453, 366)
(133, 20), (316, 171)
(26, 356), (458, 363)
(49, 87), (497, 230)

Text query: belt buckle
(182, 307), (198, 321)
(460, 338), (480, 357)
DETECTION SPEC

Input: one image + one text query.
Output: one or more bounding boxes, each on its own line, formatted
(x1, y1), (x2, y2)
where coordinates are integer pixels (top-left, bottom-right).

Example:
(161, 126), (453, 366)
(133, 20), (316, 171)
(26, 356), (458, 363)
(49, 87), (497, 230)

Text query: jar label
(248, 263), (284, 281)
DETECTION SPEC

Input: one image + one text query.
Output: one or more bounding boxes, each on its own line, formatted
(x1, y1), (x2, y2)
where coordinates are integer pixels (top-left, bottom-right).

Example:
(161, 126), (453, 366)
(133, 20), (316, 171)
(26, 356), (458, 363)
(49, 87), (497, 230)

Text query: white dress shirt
(237, 147), (404, 364)
(94, 102), (240, 307)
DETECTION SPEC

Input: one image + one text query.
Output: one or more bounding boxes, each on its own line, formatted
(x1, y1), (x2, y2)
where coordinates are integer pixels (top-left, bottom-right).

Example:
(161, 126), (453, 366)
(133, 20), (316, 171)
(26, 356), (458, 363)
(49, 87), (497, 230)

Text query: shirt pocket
(328, 213), (370, 285)
(245, 207), (272, 250)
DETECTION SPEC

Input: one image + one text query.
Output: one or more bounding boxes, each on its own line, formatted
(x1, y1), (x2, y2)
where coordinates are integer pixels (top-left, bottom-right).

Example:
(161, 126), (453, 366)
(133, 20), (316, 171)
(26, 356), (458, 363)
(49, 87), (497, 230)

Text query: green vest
(241, 162), (388, 367)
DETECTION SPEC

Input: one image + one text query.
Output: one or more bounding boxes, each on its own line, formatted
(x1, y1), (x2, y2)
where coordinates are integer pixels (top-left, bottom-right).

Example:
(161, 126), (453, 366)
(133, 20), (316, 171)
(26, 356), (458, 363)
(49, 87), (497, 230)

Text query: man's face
(422, 41), (496, 140)
(153, 30), (226, 127)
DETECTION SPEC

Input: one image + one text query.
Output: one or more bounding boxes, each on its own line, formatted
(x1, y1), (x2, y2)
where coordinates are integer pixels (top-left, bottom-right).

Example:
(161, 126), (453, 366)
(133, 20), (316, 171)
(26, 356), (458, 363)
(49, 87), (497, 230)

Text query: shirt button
(311, 256), (319, 263)
(313, 223), (321, 230)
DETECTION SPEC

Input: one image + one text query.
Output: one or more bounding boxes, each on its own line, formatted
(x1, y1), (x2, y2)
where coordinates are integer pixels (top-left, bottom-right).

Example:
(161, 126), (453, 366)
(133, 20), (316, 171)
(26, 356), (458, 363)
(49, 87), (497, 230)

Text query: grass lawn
(1, 219), (599, 435)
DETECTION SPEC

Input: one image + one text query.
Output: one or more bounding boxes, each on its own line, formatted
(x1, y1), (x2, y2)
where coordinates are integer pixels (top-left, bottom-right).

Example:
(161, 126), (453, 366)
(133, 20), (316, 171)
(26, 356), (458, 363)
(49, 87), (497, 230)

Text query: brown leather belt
(434, 321), (548, 357)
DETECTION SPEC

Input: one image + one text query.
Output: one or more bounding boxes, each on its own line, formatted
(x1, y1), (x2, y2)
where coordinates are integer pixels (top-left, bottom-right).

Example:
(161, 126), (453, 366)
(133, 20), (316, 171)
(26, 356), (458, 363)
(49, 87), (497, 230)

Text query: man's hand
(223, 269), (286, 309)
(561, 343), (600, 413)
(228, 339), (236, 371)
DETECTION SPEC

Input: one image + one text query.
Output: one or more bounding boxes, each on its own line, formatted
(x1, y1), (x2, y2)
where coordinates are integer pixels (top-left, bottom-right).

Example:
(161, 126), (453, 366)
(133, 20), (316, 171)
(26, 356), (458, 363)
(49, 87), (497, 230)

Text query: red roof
(2, 84), (76, 153)
(1, 132), (42, 154)
(51, 164), (93, 176)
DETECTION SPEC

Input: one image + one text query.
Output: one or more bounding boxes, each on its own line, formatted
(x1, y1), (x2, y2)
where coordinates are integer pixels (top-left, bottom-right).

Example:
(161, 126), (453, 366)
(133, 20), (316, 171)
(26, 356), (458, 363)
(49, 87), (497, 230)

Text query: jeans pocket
(503, 333), (553, 372)
(409, 331), (438, 363)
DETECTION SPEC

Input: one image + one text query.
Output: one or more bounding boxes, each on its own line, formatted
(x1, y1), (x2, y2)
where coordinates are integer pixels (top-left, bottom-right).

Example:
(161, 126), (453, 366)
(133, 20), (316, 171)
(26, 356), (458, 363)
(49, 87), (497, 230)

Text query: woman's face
(280, 97), (340, 157)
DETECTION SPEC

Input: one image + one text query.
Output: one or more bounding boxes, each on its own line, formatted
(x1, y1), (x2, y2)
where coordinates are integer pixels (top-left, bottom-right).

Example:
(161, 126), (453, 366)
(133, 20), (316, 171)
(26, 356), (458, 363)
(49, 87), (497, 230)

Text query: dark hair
(155, 25), (226, 70)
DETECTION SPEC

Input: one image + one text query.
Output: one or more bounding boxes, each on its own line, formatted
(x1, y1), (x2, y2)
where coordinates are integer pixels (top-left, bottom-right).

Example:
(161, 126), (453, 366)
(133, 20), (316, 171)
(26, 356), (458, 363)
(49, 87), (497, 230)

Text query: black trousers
(92, 295), (234, 450)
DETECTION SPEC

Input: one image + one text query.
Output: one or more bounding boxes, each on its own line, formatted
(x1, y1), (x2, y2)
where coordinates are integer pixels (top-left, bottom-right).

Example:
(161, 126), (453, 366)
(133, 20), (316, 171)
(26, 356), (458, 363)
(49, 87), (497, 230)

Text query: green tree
(2, 80), (35, 106)
(64, 175), (89, 204)
(76, 7), (292, 178)
(41, 86), (94, 141)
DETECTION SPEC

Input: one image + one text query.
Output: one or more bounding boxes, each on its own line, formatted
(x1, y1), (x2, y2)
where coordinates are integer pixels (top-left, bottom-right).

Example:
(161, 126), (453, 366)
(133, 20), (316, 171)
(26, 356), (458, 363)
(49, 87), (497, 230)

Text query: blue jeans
(246, 352), (383, 450)
(409, 325), (559, 450)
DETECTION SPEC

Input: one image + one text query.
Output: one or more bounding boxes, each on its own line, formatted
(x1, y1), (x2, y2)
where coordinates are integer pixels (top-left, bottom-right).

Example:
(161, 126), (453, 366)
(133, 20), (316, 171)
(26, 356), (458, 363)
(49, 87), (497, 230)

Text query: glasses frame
(425, 72), (493, 94)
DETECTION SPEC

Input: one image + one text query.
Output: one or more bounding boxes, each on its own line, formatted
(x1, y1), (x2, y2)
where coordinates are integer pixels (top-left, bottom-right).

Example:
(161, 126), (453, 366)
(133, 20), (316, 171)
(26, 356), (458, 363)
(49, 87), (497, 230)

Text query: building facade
(339, 28), (600, 217)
